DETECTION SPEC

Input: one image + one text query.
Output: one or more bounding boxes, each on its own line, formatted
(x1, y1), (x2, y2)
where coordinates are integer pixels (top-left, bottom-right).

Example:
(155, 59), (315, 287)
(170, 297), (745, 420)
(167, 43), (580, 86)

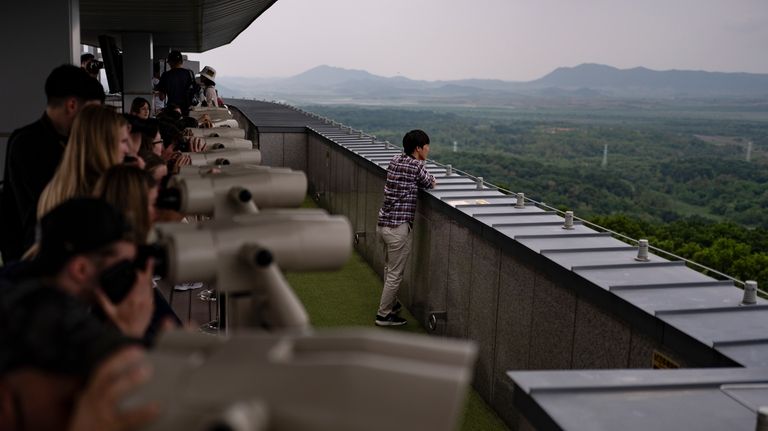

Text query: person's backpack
(187, 69), (200, 107)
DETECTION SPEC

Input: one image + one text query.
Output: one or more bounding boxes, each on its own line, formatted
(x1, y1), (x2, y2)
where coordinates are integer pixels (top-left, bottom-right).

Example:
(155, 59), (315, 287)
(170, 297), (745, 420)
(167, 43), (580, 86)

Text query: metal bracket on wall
(354, 232), (366, 245)
(427, 311), (447, 332)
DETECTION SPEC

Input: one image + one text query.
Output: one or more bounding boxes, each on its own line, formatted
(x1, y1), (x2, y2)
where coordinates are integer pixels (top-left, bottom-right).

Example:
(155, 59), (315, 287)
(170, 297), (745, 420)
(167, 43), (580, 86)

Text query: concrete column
(0, 0), (80, 176)
(121, 33), (154, 114)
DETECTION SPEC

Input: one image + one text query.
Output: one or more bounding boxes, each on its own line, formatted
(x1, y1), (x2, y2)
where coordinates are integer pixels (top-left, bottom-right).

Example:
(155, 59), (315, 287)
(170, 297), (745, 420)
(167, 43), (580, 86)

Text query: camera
(86, 59), (104, 74)
(98, 244), (168, 304)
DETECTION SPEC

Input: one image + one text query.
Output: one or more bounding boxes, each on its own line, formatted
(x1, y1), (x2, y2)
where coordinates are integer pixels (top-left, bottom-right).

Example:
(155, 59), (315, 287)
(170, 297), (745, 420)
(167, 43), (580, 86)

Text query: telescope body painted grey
(170, 169), (307, 216)
(217, 165), (293, 175)
(177, 164), (292, 176)
(188, 127), (246, 139)
(201, 137), (254, 150)
(127, 328), (477, 431)
(157, 213), (352, 330)
(188, 107), (235, 122)
(508, 367), (768, 431)
(187, 149), (262, 166)
(159, 214), (352, 283)
(211, 119), (240, 128)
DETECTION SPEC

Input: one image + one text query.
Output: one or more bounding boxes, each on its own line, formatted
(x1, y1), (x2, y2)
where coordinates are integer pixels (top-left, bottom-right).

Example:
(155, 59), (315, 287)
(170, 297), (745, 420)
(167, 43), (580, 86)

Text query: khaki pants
(377, 223), (412, 316)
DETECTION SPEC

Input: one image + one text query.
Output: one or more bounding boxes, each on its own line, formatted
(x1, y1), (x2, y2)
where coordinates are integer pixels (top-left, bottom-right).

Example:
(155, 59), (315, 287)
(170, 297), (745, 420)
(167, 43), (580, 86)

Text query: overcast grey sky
(188, 0), (768, 82)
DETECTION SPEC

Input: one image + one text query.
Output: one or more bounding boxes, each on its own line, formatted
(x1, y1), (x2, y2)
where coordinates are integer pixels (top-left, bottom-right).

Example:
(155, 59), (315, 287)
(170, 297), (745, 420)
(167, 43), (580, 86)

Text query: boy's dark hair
(130, 97), (150, 114)
(167, 50), (183, 66)
(45, 64), (105, 106)
(403, 129), (430, 155)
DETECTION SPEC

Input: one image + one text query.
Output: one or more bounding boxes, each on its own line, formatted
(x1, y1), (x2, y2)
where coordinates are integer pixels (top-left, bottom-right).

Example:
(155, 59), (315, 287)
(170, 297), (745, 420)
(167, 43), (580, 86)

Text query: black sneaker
(391, 300), (403, 314)
(375, 313), (407, 327)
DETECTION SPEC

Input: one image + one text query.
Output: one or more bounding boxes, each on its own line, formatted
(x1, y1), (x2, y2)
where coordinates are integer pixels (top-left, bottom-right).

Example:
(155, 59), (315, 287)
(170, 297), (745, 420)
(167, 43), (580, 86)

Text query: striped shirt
(378, 154), (435, 228)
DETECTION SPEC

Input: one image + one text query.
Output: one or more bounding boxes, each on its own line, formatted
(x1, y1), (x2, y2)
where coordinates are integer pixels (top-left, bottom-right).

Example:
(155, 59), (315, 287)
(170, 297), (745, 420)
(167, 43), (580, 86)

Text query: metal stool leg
(187, 290), (193, 323)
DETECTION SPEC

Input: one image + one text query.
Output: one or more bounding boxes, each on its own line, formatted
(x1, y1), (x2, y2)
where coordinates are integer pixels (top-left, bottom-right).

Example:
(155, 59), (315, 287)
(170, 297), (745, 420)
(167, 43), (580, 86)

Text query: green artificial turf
(286, 251), (508, 431)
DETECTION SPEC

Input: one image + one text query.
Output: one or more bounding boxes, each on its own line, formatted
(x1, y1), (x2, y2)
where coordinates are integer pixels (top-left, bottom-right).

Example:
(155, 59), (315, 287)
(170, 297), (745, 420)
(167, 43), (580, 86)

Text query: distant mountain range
(217, 63), (768, 105)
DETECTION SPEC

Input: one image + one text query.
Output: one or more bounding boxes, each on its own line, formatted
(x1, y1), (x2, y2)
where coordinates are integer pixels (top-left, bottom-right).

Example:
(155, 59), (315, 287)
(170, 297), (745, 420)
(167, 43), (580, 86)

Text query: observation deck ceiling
(80, 0), (277, 52)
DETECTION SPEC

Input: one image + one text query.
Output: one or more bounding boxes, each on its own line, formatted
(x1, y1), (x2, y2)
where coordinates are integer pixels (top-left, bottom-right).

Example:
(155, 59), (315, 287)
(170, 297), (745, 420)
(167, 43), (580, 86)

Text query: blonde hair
(38, 105), (126, 218)
(94, 165), (155, 244)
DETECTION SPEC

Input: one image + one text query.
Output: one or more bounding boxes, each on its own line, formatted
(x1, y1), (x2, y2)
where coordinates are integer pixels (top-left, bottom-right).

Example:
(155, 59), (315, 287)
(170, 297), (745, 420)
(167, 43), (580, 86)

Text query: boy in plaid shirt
(375, 130), (436, 326)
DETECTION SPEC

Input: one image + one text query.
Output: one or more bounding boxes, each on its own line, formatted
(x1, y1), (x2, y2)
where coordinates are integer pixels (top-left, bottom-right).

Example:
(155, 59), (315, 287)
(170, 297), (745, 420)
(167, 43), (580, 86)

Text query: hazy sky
(188, 0), (768, 82)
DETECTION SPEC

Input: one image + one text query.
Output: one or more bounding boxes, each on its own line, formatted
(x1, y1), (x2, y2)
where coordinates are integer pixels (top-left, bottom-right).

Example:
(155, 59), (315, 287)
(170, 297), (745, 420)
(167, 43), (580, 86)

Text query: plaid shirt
(378, 154), (435, 227)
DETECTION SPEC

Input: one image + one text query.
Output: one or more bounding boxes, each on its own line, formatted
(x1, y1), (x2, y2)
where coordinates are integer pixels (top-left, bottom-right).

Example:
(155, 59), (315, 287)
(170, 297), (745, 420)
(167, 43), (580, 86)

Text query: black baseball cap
(0, 279), (136, 378)
(35, 198), (134, 275)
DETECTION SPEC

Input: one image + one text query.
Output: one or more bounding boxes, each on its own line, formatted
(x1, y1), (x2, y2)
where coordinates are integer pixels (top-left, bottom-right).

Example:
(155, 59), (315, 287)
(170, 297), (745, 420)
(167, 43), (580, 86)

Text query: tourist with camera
(80, 52), (104, 80)
(0, 276), (159, 431)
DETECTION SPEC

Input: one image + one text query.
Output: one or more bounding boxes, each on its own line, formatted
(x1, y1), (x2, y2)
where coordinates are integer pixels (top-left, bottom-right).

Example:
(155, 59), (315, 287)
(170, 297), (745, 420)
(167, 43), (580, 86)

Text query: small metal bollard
(635, 239), (650, 262)
(446, 164), (452, 176)
(476, 177), (484, 190)
(515, 192), (526, 209)
(562, 211), (575, 230)
(427, 311), (447, 332)
(742, 280), (758, 305)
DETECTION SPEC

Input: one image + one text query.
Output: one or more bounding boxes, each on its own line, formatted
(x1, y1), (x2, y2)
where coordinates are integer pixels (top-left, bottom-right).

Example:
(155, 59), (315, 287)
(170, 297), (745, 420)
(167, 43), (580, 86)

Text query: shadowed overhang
(80, 0), (278, 52)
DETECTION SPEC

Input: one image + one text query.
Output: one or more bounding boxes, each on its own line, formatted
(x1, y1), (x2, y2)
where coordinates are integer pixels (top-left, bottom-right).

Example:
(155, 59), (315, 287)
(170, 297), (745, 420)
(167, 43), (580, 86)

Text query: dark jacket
(157, 67), (198, 116)
(0, 113), (67, 262)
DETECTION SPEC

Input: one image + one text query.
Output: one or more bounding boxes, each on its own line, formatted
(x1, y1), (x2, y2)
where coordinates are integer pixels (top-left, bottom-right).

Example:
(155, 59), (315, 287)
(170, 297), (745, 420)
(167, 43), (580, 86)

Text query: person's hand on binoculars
(67, 346), (160, 431)
(94, 258), (155, 339)
(166, 152), (191, 174)
(187, 136), (207, 153)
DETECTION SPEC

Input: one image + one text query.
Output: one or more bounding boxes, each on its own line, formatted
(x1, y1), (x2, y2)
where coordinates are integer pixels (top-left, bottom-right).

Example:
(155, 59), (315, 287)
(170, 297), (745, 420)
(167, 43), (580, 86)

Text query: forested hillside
(303, 103), (768, 287)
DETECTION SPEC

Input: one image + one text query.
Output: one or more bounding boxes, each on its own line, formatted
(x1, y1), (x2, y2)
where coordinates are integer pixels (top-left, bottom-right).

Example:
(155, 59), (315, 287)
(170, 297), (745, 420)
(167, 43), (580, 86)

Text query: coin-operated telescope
(187, 127), (246, 139)
(188, 106), (235, 123)
(200, 137), (254, 150)
(155, 210), (352, 331)
(158, 167), (307, 218)
(177, 164), (293, 177)
(126, 328), (477, 431)
(183, 148), (262, 167)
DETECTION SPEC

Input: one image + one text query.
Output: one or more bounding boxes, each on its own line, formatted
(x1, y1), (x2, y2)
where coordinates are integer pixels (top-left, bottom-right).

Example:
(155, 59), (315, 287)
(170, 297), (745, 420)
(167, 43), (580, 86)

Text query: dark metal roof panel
(80, 0), (278, 52)
(575, 263), (713, 288)
(658, 306), (768, 346)
(508, 368), (768, 431)
(542, 248), (666, 269)
(612, 283), (749, 314)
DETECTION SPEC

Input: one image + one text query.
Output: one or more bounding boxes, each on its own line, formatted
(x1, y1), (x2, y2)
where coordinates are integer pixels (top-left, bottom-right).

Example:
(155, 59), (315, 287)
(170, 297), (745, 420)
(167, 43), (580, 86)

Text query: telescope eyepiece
(255, 249), (273, 267)
(237, 189), (252, 203)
